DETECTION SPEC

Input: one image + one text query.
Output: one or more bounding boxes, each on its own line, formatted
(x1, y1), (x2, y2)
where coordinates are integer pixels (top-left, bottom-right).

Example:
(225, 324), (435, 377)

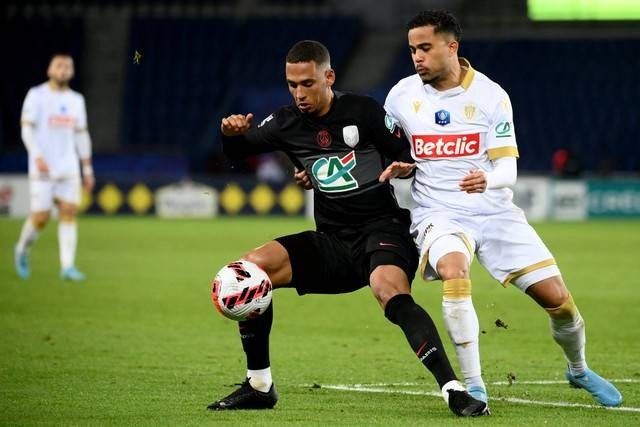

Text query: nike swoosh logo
(379, 242), (399, 247)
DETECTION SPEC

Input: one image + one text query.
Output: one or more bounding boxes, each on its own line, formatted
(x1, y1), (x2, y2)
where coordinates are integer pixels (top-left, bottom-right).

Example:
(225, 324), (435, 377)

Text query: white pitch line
(311, 384), (640, 413)
(327, 378), (640, 387)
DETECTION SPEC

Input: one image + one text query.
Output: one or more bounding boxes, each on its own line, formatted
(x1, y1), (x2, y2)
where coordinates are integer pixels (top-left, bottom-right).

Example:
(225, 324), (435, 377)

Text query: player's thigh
(477, 210), (560, 290)
(53, 178), (81, 216)
(242, 240), (293, 286)
(411, 210), (476, 282)
(275, 231), (364, 295)
(430, 234), (474, 280)
(365, 223), (418, 304)
(30, 178), (54, 213)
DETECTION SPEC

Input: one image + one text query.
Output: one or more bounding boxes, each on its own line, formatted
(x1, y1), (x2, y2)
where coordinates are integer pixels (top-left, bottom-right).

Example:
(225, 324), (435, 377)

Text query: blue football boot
(566, 368), (622, 407)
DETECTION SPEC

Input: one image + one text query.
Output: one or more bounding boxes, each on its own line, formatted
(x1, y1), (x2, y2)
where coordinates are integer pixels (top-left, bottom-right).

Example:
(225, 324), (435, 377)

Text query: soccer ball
(211, 260), (273, 321)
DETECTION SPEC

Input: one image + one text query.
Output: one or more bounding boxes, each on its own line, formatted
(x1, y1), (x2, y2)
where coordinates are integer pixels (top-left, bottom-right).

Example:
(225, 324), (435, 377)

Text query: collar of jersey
(422, 57), (475, 98)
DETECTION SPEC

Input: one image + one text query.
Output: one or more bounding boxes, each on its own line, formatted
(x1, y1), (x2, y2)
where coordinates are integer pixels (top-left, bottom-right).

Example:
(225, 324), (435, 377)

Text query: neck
(48, 80), (68, 91)
(314, 90), (334, 117)
(431, 59), (463, 91)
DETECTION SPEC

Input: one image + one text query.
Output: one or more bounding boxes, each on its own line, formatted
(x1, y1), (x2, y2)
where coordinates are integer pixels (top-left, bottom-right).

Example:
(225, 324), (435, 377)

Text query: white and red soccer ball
(211, 260), (273, 321)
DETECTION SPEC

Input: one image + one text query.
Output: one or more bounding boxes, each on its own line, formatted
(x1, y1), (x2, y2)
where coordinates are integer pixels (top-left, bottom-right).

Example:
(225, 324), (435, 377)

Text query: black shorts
(275, 219), (418, 295)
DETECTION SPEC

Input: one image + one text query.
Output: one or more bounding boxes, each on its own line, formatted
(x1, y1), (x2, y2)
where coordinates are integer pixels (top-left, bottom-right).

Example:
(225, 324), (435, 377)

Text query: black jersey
(222, 91), (412, 232)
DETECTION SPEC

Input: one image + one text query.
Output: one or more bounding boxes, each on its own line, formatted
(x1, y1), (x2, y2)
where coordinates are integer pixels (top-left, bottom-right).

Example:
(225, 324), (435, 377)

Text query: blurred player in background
(381, 10), (622, 408)
(14, 53), (95, 281)
(208, 40), (486, 417)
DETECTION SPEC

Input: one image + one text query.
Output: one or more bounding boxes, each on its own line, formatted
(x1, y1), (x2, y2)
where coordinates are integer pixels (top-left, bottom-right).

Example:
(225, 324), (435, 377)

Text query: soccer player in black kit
(207, 40), (486, 417)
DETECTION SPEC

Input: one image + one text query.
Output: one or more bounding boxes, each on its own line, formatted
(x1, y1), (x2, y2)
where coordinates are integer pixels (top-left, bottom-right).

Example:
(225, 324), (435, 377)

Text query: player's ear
(449, 39), (459, 56)
(325, 68), (335, 87)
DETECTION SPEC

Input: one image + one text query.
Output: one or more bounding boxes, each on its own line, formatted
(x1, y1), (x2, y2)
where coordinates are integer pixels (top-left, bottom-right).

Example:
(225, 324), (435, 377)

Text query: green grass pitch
(1, 217), (639, 425)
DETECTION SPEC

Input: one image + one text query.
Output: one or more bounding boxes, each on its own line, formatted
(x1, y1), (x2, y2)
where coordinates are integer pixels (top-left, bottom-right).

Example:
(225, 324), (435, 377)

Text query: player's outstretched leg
(208, 303), (278, 410)
(548, 294), (621, 406)
(384, 293), (487, 416)
(14, 216), (43, 279)
(529, 276), (623, 407)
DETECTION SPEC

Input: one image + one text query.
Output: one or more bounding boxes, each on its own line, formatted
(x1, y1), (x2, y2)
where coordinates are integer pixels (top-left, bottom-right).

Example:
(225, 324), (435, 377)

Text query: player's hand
(460, 169), (487, 193)
(35, 157), (49, 175)
(83, 173), (95, 193)
(294, 167), (312, 190)
(378, 161), (416, 182)
(221, 113), (254, 136)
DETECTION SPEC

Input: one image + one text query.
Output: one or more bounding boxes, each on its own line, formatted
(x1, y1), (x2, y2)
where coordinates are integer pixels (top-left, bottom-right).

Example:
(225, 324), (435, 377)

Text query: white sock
(247, 367), (272, 392)
(16, 218), (40, 253)
(441, 379), (465, 403)
(550, 312), (587, 376)
(443, 297), (485, 390)
(58, 221), (77, 270)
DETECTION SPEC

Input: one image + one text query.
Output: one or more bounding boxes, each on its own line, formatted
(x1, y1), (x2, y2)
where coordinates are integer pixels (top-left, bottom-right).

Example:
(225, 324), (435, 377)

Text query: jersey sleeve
(364, 96), (412, 163)
(75, 95), (88, 131)
(221, 112), (282, 160)
(20, 89), (38, 126)
(485, 90), (519, 160)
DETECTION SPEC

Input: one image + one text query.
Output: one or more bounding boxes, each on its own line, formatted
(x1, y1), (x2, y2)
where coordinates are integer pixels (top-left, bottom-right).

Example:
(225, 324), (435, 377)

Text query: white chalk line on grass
(325, 379), (640, 387)
(302, 380), (640, 413)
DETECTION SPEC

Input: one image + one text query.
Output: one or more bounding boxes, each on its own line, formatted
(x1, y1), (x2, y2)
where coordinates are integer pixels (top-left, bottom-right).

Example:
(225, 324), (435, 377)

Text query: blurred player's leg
(523, 275), (622, 407)
(428, 236), (487, 404)
(15, 179), (54, 279)
(14, 213), (47, 279)
(57, 185), (85, 281)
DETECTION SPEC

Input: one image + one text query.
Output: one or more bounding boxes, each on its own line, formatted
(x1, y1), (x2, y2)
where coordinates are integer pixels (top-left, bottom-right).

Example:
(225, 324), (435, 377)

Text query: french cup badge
(342, 125), (359, 148)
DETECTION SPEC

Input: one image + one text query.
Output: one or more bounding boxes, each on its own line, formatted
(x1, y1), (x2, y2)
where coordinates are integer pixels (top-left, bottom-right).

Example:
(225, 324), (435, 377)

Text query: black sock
(385, 294), (457, 389)
(239, 302), (273, 370)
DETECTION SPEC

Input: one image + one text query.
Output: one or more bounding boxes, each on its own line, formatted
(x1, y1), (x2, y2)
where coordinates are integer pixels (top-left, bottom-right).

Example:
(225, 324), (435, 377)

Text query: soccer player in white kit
(380, 10), (622, 409)
(14, 54), (95, 281)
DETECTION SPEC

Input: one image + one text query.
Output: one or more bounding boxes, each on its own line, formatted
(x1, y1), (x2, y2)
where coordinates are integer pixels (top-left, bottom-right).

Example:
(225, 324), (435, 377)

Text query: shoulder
(256, 105), (297, 131)
(386, 74), (421, 105)
(336, 91), (382, 113)
(469, 70), (510, 109)
(69, 89), (86, 103)
(27, 83), (47, 98)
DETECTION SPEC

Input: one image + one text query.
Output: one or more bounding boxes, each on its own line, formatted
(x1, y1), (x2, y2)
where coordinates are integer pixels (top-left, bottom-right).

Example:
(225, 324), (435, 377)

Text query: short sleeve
(75, 95), (88, 131)
(486, 90), (519, 160)
(21, 89), (38, 125)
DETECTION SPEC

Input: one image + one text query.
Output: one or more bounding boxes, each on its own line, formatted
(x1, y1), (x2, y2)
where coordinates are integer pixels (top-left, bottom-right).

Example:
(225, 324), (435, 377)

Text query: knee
(31, 212), (50, 229)
(437, 260), (469, 281)
(370, 266), (410, 309)
(242, 241), (291, 285)
(528, 277), (570, 309)
(58, 205), (78, 220)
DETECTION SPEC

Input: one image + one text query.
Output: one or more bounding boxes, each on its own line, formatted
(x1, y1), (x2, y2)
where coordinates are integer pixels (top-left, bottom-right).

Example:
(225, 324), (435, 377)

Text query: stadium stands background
(1, 0), (639, 181)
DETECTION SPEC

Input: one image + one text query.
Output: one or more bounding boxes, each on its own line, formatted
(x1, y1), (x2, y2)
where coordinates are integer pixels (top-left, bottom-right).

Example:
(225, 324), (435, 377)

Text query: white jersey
(21, 82), (88, 179)
(384, 59), (519, 216)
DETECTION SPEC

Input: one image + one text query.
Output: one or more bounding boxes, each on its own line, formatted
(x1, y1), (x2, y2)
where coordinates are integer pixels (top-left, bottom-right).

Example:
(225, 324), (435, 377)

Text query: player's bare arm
(81, 158), (95, 192)
(221, 113), (254, 136)
(459, 169), (487, 193)
(379, 161), (416, 182)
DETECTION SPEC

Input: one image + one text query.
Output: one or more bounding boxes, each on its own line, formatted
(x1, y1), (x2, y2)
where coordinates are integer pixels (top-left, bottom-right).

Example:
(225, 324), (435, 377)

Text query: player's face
(408, 26), (457, 85)
(285, 61), (335, 116)
(47, 56), (75, 85)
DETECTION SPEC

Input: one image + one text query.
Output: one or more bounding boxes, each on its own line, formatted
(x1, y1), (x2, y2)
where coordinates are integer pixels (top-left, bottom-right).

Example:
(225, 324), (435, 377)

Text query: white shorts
(30, 177), (81, 212)
(411, 207), (560, 291)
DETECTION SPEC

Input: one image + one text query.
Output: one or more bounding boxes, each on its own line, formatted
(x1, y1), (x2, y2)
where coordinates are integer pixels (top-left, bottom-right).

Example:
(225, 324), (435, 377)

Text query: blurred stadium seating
(1, 1), (639, 179)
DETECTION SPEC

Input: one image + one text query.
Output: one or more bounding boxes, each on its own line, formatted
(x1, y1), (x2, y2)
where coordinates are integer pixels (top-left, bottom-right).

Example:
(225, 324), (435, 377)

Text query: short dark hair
(49, 52), (73, 62)
(407, 10), (462, 42)
(286, 40), (330, 66)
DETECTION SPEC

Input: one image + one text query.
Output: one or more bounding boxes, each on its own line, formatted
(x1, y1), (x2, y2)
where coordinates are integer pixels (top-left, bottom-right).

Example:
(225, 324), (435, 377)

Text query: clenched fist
(221, 113), (254, 136)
